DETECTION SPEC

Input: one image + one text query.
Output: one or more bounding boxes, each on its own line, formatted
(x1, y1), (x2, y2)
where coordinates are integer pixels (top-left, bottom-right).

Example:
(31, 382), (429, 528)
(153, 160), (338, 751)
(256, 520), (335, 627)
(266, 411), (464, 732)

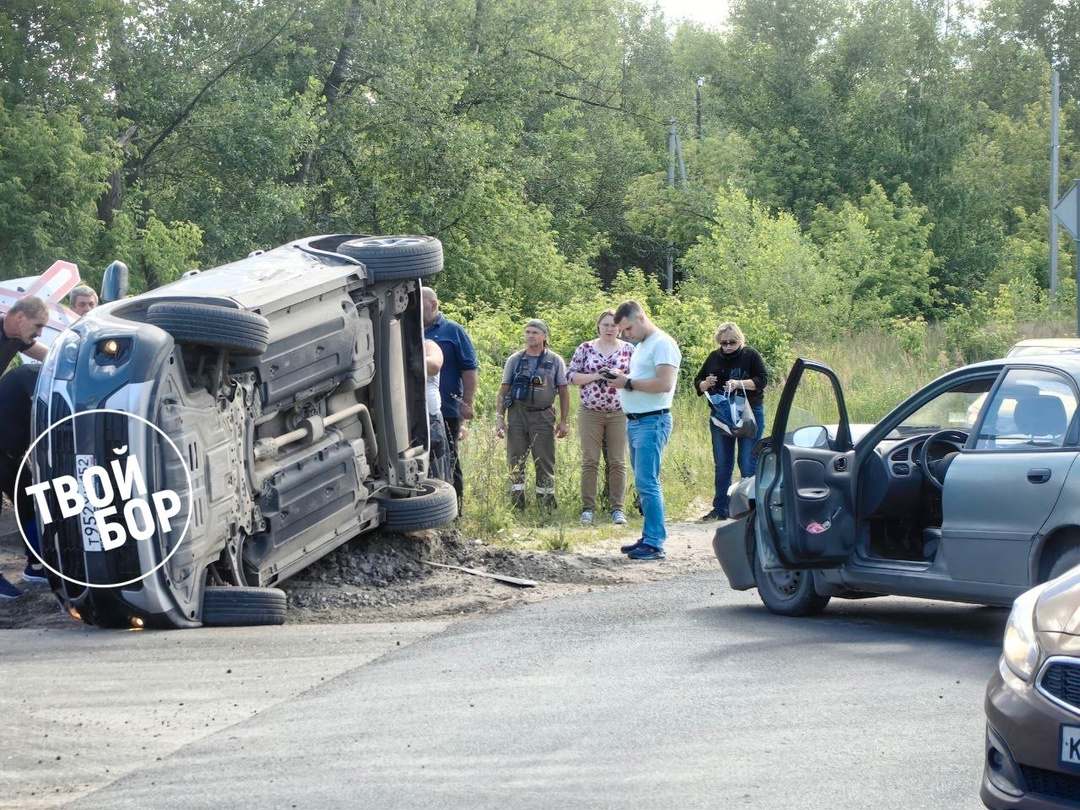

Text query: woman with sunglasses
(693, 322), (767, 521)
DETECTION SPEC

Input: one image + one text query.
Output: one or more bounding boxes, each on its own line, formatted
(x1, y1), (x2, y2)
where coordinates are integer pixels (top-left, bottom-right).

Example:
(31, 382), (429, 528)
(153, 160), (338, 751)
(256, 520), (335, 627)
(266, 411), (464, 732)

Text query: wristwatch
(625, 378), (634, 391)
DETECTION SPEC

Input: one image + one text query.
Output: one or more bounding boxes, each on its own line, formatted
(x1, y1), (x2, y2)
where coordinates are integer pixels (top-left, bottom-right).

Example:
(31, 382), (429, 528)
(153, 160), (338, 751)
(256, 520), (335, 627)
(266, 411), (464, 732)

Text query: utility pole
(1050, 70), (1061, 293)
(665, 120), (688, 292)
(695, 77), (705, 140)
(666, 119), (677, 292)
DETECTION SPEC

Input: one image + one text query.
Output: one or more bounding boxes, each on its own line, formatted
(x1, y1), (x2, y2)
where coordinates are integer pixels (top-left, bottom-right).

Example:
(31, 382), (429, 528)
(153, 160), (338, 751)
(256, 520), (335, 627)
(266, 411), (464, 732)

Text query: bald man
(422, 287), (478, 512)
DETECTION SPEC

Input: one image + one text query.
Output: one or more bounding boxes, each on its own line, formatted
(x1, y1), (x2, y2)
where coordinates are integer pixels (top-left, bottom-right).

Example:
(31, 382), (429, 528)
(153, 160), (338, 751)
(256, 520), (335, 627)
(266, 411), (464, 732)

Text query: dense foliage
(2, 0), (1078, 369)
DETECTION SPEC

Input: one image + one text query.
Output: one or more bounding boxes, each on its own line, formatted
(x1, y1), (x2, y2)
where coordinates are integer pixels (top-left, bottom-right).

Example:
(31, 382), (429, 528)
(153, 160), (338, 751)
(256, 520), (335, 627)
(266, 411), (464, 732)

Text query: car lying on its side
(31, 234), (456, 629)
(714, 355), (1080, 616)
(984, 566), (1080, 808)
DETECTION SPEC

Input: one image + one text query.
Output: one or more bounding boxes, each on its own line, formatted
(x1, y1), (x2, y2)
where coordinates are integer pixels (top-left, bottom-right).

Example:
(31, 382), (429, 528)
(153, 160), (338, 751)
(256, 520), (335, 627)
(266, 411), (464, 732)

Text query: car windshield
(896, 377), (997, 434)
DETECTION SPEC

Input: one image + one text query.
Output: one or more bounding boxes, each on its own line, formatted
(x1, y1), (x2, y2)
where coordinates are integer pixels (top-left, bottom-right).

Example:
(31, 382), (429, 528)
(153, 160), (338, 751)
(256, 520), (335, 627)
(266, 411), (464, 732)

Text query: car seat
(1013, 395), (1068, 444)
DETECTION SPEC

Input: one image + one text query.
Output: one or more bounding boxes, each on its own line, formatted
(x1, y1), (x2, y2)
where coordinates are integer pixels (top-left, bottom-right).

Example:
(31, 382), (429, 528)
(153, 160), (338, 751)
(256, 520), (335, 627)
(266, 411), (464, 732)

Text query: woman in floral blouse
(567, 310), (634, 525)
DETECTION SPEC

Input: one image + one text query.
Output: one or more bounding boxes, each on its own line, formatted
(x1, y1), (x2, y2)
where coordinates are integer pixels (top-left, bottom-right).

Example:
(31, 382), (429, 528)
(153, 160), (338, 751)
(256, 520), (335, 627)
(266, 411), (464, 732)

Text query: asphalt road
(3, 571), (1006, 810)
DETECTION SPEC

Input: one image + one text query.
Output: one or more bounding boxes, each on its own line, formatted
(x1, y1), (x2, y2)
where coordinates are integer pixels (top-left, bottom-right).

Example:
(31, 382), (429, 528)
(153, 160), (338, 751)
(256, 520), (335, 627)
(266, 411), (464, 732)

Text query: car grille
(34, 399), (141, 591)
(103, 411), (141, 586)
(1039, 660), (1080, 712)
(1020, 764), (1080, 802)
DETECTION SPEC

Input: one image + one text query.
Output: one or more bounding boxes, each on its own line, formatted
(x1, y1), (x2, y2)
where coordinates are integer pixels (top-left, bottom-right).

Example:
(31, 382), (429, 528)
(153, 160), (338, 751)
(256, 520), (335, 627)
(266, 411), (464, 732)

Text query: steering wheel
(919, 429), (968, 491)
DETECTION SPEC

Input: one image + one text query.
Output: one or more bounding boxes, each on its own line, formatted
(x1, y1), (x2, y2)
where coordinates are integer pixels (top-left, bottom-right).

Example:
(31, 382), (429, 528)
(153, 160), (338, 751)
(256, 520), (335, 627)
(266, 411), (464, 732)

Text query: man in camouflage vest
(496, 319), (569, 513)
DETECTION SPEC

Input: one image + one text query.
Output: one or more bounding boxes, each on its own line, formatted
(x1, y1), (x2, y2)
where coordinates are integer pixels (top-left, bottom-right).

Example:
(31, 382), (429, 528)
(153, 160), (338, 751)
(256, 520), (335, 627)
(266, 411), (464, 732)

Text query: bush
(888, 315), (928, 357)
(944, 291), (1017, 363)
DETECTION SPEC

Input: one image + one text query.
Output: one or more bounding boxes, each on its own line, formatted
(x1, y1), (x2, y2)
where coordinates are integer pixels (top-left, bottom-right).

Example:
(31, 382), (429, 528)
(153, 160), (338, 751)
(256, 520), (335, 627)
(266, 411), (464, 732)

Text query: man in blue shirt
(422, 287), (479, 511)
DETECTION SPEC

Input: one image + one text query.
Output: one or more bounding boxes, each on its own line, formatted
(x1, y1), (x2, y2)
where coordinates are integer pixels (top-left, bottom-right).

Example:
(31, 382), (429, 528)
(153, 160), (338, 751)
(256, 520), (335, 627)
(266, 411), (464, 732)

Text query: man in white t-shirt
(607, 300), (681, 560)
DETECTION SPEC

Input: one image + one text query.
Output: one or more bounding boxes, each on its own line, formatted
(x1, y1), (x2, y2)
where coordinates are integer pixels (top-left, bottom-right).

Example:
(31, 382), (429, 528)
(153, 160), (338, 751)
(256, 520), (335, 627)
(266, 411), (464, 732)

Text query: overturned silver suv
(29, 235), (456, 629)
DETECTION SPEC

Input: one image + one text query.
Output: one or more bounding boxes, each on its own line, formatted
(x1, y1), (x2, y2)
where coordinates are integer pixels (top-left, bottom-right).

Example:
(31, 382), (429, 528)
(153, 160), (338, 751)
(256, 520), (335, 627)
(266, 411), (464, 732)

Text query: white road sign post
(1054, 180), (1080, 336)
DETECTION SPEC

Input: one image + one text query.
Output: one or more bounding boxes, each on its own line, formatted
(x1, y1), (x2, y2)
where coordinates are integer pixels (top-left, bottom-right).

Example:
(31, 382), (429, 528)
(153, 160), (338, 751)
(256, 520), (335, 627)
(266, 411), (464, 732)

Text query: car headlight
(53, 330), (82, 381)
(1003, 584), (1049, 680)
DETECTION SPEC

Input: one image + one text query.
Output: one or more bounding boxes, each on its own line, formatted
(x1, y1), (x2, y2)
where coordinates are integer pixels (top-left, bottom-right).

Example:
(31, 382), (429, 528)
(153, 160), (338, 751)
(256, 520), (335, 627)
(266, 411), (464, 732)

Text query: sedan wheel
(750, 515), (831, 617)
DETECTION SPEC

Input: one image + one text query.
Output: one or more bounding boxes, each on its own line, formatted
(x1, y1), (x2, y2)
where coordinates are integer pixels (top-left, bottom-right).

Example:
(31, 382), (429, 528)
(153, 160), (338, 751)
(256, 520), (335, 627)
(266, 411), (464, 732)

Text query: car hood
(1036, 568), (1080, 634)
(850, 423), (876, 443)
(823, 423), (876, 443)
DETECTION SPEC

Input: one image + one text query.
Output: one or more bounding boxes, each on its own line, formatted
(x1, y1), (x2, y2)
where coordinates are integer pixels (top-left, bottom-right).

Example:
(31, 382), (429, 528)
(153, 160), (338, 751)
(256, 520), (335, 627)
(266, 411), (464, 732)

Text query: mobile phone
(599, 368), (617, 380)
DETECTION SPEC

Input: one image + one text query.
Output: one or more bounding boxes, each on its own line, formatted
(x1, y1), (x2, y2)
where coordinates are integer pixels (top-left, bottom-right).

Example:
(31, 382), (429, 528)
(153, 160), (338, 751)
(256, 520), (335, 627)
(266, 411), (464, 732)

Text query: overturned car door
(756, 358), (857, 569)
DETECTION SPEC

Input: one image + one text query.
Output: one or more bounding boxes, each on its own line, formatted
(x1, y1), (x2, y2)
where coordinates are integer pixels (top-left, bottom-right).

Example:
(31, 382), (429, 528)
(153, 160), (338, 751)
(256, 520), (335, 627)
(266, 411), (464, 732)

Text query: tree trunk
(96, 11), (135, 226)
(97, 126), (137, 225)
(297, 0), (362, 186)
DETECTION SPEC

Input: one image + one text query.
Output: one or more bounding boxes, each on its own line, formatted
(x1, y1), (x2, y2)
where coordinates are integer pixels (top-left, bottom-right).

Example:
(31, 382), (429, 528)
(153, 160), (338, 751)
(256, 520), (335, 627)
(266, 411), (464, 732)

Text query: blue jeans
(710, 403), (766, 514)
(627, 412), (673, 548)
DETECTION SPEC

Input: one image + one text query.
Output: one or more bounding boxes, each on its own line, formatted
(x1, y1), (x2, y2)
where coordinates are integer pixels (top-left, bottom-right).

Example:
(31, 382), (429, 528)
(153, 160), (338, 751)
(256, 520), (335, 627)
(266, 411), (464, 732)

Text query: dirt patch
(282, 522), (719, 623)
(0, 505), (722, 629)
(0, 509), (73, 629)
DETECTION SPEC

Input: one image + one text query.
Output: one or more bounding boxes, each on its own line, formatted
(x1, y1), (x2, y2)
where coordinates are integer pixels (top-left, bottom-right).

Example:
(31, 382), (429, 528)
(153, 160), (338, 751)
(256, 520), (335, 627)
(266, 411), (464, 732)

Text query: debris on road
(422, 560), (538, 587)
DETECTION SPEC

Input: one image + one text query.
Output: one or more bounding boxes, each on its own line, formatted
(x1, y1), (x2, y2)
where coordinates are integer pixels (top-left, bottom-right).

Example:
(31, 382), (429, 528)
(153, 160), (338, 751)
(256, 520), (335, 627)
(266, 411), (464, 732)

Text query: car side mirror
(792, 425), (829, 449)
(100, 260), (129, 303)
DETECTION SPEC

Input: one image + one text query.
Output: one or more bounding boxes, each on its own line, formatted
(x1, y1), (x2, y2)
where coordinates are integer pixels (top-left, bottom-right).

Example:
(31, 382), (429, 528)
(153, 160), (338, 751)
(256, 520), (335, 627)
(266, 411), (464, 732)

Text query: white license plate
(75, 454), (102, 552)
(1061, 725), (1080, 766)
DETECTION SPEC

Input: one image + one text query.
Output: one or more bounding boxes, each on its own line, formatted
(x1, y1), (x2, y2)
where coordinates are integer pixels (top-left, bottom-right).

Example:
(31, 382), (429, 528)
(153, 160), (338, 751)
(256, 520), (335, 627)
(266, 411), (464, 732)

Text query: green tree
(682, 185), (834, 338)
(0, 104), (113, 277)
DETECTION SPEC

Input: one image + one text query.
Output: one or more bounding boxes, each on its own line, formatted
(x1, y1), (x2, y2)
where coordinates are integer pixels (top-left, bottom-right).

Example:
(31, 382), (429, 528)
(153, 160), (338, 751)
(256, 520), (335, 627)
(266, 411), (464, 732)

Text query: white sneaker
(580, 510), (594, 525)
(611, 509), (627, 525)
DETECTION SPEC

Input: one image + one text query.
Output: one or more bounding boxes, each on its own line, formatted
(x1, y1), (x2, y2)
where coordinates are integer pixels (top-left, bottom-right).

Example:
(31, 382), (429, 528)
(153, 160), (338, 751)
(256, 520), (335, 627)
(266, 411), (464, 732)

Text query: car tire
(201, 586), (287, 627)
(337, 235), (443, 281)
(751, 518), (831, 617)
(377, 478), (458, 532)
(147, 302), (271, 356)
(1047, 546), (1080, 581)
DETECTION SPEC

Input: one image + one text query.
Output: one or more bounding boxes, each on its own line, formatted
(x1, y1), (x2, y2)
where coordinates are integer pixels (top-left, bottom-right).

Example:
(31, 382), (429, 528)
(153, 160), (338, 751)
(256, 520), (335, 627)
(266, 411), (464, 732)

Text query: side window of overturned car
(976, 369), (1078, 450)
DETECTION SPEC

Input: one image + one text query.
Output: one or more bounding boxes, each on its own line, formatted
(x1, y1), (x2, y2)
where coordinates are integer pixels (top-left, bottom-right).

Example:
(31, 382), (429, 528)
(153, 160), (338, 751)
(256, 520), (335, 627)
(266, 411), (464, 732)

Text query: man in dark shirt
(0, 296), (50, 374)
(422, 287), (478, 511)
(0, 364), (42, 598)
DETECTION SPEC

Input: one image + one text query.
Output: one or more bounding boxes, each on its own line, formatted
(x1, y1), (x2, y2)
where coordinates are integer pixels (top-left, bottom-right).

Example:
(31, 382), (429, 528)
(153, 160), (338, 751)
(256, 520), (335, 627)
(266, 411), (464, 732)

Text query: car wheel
(377, 478), (458, 532)
(201, 586), (287, 626)
(337, 235), (443, 281)
(751, 526), (831, 617)
(1047, 546), (1080, 581)
(146, 302), (271, 356)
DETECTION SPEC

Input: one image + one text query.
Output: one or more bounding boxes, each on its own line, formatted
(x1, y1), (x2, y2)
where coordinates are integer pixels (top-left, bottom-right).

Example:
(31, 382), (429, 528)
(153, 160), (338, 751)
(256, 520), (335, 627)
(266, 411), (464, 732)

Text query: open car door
(755, 358), (857, 569)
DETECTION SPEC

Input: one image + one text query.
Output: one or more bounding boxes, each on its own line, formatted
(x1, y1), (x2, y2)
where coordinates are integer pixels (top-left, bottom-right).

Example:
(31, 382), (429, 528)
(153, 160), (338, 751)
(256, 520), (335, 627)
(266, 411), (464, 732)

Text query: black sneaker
(627, 544), (666, 561)
(22, 564), (48, 586)
(620, 539), (645, 554)
(700, 510), (727, 522)
(0, 574), (24, 600)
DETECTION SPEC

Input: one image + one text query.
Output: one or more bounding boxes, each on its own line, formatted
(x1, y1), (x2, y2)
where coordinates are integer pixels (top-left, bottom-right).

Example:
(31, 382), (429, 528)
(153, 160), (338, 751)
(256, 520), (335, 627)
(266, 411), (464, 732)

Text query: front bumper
(32, 310), (199, 629)
(982, 657), (1080, 808)
(713, 515), (755, 591)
